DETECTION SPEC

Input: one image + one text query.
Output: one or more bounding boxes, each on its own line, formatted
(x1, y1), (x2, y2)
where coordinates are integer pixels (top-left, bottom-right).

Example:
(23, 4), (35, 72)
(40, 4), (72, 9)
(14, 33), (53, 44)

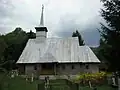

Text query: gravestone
(89, 81), (92, 88)
(26, 75), (28, 81)
(16, 70), (18, 76)
(11, 71), (14, 78)
(111, 72), (118, 86)
(44, 76), (50, 90)
(31, 73), (34, 82)
(112, 76), (116, 85)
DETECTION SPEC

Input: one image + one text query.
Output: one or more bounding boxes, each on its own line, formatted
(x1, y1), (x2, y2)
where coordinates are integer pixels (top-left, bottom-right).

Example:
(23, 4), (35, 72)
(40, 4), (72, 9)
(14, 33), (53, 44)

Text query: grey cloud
(54, 15), (101, 46)
(0, 0), (103, 46)
(0, 0), (14, 17)
(55, 29), (100, 47)
(0, 0), (14, 33)
(81, 29), (100, 47)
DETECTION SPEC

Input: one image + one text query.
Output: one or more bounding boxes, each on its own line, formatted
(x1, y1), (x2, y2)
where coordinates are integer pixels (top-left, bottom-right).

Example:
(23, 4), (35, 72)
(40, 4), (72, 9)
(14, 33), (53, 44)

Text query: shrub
(74, 72), (108, 86)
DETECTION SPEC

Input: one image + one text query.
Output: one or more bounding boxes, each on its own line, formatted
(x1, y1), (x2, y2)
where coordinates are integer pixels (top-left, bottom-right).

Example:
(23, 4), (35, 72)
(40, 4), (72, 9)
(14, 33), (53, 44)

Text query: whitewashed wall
(25, 65), (34, 75)
(36, 31), (47, 43)
(25, 63), (99, 75)
(57, 64), (99, 75)
(90, 64), (99, 73)
(36, 31), (47, 37)
(25, 64), (42, 75)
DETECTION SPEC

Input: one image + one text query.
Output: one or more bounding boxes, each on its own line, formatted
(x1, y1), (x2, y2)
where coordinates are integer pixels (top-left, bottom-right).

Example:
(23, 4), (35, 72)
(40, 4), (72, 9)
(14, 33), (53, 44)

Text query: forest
(0, 27), (35, 71)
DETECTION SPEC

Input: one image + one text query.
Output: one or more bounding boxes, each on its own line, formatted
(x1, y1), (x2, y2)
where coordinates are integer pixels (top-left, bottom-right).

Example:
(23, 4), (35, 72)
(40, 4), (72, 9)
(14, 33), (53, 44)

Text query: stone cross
(31, 73), (34, 82)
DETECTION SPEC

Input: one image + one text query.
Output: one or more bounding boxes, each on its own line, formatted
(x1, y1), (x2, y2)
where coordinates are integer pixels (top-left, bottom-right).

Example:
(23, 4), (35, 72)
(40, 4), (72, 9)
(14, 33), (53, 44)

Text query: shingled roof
(16, 37), (100, 64)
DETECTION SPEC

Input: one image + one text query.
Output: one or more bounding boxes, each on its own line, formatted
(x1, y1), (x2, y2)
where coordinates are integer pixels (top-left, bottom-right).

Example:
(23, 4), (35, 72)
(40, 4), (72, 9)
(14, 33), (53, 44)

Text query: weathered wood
(54, 64), (56, 75)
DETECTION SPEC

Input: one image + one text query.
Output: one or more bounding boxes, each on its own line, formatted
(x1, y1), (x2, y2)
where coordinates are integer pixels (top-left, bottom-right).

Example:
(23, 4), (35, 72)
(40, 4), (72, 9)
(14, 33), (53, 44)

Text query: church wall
(57, 63), (99, 75)
(25, 65), (34, 75)
(90, 64), (99, 73)
(36, 31), (46, 38)
(36, 31), (47, 43)
(25, 64), (42, 75)
(24, 63), (99, 75)
(36, 37), (46, 43)
(17, 64), (25, 74)
(57, 64), (81, 75)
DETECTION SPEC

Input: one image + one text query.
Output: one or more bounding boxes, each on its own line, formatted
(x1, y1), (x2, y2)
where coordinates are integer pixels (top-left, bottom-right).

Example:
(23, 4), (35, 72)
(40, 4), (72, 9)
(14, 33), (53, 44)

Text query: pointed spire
(40, 4), (44, 26)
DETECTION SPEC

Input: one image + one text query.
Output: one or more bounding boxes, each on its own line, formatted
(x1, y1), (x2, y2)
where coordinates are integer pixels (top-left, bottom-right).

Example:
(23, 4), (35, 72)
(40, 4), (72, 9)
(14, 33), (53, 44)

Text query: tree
(0, 27), (29, 70)
(99, 0), (120, 71)
(27, 30), (36, 39)
(72, 30), (85, 46)
(0, 27), (37, 71)
(0, 36), (7, 60)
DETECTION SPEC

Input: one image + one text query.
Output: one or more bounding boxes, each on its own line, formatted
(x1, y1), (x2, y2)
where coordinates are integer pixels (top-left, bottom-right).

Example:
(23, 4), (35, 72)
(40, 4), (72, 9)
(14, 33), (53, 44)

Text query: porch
(39, 63), (57, 75)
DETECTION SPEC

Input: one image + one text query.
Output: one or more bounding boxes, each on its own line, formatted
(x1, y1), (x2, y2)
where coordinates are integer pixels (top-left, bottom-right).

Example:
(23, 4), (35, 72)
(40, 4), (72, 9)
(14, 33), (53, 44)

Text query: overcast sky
(0, 0), (104, 46)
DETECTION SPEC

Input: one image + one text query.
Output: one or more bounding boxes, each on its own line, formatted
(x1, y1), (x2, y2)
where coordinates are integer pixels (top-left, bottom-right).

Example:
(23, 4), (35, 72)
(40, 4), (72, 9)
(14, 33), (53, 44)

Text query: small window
(34, 65), (37, 70)
(86, 65), (89, 69)
(72, 65), (75, 69)
(79, 63), (82, 68)
(62, 65), (65, 70)
(83, 63), (85, 65)
(80, 65), (82, 68)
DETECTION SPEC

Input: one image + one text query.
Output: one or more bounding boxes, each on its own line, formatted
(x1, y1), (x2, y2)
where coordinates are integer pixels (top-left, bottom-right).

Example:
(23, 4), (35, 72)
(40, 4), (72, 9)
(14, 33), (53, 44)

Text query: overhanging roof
(16, 37), (100, 64)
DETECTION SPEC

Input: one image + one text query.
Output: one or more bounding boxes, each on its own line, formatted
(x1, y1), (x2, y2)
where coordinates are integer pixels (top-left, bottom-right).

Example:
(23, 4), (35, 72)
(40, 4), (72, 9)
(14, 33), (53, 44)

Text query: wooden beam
(54, 63), (56, 75)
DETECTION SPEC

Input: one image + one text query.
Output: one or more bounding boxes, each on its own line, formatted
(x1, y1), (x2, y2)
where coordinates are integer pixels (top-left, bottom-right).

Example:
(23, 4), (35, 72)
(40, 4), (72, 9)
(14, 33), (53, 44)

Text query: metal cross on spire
(40, 4), (44, 26)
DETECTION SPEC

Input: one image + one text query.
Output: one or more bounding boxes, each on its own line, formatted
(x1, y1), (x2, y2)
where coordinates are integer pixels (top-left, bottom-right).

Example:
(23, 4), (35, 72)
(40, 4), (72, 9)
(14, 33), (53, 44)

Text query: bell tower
(35, 5), (48, 43)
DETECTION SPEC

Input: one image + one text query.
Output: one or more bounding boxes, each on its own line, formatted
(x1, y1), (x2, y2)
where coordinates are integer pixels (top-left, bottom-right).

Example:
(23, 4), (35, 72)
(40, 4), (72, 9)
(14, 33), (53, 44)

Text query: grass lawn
(0, 73), (43, 90)
(0, 73), (118, 90)
(97, 85), (117, 90)
(79, 85), (117, 90)
(49, 79), (117, 90)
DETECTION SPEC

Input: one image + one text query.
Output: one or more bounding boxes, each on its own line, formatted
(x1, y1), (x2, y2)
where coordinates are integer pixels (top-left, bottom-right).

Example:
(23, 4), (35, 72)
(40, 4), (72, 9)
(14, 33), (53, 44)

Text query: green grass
(6, 77), (38, 90)
(0, 73), (118, 90)
(50, 79), (117, 90)
(0, 73), (43, 90)
(79, 86), (117, 90)
(50, 79), (67, 84)
(49, 79), (70, 90)
(49, 79), (116, 90)
(97, 85), (117, 90)
(50, 85), (70, 90)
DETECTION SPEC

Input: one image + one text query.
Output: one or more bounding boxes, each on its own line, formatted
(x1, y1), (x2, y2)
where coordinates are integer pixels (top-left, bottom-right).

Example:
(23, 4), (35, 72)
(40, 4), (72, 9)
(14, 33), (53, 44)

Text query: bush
(74, 72), (108, 86)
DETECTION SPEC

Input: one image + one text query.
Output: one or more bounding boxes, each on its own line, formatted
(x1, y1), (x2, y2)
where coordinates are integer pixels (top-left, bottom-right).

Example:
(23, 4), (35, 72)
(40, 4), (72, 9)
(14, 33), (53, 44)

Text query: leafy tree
(99, 0), (120, 71)
(0, 27), (37, 71)
(0, 27), (29, 70)
(72, 30), (85, 46)
(0, 36), (7, 64)
(27, 30), (36, 39)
